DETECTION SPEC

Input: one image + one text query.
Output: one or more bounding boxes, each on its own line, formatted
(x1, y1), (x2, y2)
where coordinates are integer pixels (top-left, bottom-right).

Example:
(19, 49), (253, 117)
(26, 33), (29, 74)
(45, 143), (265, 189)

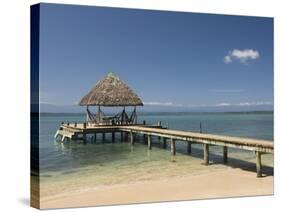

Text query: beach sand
(40, 167), (273, 209)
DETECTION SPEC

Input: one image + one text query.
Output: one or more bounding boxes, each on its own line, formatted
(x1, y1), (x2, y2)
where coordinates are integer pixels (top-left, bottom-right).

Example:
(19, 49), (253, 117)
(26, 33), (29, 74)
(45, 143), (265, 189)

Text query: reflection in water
(170, 155), (176, 163)
(146, 149), (151, 160)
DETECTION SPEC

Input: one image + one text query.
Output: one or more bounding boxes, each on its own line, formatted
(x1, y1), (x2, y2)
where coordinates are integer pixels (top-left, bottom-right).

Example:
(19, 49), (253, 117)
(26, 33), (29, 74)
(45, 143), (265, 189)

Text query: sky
(38, 3), (273, 112)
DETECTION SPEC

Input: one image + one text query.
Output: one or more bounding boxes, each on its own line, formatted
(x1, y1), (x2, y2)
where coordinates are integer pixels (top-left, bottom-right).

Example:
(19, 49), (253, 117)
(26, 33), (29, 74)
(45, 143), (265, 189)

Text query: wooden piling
(223, 146), (228, 164)
(171, 139), (176, 155)
(187, 141), (191, 155)
(163, 137), (167, 149)
(94, 133), (96, 143)
(148, 135), (152, 150)
(125, 132), (128, 142)
(121, 132), (124, 142)
(130, 131), (134, 146)
(102, 133), (105, 143)
(112, 132), (115, 143)
(256, 151), (262, 177)
(203, 144), (209, 165)
(72, 134), (77, 141)
(143, 134), (146, 143)
(83, 133), (87, 143)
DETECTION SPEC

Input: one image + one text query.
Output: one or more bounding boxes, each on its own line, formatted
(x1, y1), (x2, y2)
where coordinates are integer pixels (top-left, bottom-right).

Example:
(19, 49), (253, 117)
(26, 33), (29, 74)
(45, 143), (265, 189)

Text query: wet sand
(40, 167), (273, 209)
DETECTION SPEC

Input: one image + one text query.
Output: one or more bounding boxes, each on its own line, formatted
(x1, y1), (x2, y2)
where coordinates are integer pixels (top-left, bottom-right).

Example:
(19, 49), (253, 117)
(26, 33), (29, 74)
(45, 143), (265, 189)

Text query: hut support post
(94, 133), (96, 143)
(134, 106), (137, 124)
(187, 141), (191, 155)
(163, 138), (167, 149)
(171, 139), (176, 155)
(121, 107), (126, 124)
(148, 135), (152, 150)
(256, 151), (262, 177)
(86, 106), (89, 122)
(130, 131), (134, 146)
(97, 106), (101, 123)
(223, 146), (228, 164)
(203, 144), (209, 165)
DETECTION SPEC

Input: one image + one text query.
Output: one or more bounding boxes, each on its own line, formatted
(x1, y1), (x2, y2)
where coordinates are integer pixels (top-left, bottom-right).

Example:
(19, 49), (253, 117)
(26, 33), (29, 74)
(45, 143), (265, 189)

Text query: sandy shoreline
(40, 167), (273, 209)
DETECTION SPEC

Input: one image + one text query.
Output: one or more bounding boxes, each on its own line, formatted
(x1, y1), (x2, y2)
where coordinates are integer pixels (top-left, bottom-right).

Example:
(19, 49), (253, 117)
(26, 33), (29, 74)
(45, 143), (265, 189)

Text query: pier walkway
(55, 123), (273, 177)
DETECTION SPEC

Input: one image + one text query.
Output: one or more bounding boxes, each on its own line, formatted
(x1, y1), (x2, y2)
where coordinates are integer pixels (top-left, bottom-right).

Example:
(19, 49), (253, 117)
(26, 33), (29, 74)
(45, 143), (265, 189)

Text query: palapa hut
(79, 72), (143, 125)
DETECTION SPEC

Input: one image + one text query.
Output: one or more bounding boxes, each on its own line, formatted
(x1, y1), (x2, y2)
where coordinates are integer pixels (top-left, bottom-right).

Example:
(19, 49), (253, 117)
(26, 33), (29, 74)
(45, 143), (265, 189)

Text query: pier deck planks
(56, 123), (273, 153)
(55, 123), (273, 177)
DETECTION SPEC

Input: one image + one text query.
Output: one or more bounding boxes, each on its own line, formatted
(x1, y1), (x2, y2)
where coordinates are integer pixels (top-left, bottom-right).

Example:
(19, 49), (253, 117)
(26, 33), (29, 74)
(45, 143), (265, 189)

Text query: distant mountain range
(38, 103), (273, 113)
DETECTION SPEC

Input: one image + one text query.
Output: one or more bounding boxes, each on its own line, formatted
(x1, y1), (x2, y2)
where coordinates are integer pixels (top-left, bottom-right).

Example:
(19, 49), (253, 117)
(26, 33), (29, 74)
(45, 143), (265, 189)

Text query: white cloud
(217, 102), (231, 106)
(216, 101), (272, 107)
(232, 49), (259, 60)
(224, 55), (232, 64)
(145, 101), (272, 108)
(224, 49), (260, 64)
(144, 101), (183, 107)
(238, 101), (272, 106)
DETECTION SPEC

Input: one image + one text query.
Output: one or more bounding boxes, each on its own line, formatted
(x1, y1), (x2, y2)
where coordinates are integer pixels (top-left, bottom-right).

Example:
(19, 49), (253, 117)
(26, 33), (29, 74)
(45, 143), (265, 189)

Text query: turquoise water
(38, 112), (273, 197)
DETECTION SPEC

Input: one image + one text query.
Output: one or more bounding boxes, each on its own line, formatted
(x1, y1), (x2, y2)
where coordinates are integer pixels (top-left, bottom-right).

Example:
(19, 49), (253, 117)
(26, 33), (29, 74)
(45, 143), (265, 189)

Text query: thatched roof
(79, 73), (143, 107)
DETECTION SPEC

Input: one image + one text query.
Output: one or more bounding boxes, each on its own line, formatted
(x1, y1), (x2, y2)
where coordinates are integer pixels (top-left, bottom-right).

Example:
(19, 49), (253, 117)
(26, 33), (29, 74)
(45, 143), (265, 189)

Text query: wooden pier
(55, 123), (273, 178)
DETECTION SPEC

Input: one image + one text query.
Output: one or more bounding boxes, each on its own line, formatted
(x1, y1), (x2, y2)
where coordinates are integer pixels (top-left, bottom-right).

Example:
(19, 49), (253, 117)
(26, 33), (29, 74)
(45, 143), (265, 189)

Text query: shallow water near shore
(37, 112), (274, 198)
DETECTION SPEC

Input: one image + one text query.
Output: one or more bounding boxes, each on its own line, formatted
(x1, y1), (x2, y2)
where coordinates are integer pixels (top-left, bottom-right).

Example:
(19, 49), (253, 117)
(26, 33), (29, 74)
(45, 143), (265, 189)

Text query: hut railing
(86, 106), (138, 126)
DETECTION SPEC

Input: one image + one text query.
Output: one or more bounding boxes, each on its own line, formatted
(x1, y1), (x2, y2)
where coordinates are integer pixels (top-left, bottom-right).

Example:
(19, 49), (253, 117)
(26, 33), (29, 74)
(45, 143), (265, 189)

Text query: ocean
(37, 112), (274, 198)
